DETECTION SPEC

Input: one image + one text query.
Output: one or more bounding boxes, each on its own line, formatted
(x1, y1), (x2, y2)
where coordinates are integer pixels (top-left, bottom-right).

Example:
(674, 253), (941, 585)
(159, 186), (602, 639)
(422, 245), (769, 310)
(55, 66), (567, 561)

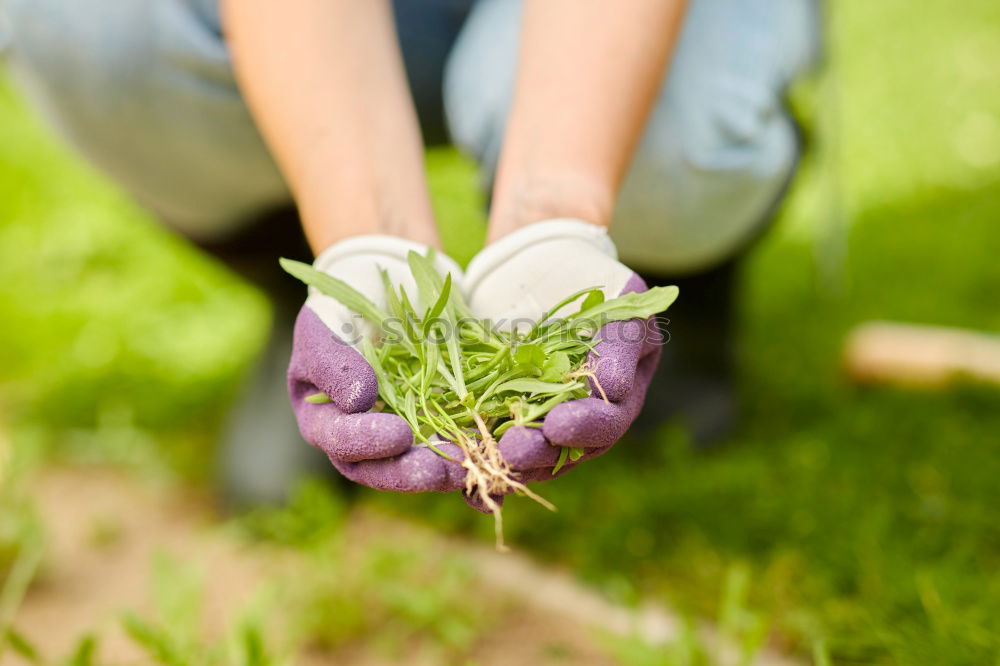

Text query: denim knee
(611, 71), (801, 274)
(612, 1), (819, 273)
(445, 0), (818, 274)
(2, 0), (287, 238)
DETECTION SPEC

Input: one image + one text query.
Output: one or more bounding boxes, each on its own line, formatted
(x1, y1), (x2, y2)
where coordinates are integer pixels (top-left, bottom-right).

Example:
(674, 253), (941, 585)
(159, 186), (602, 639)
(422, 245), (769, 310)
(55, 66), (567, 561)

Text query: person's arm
(488, 0), (687, 242)
(221, 0), (438, 254)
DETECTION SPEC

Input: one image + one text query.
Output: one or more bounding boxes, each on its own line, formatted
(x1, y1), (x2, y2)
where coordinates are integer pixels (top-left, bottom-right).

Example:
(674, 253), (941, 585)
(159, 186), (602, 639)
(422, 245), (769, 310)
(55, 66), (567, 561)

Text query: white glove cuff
(314, 234), (462, 278)
(306, 235), (463, 346)
(464, 219), (618, 293)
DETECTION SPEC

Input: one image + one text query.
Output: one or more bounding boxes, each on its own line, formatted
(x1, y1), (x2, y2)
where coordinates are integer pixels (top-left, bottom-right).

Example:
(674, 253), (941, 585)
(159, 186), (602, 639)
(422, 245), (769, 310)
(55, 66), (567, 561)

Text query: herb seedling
(282, 251), (678, 549)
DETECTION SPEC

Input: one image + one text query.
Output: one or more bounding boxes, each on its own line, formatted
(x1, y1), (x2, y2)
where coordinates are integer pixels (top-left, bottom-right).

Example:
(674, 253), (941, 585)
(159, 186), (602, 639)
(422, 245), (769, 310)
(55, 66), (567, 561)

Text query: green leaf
(570, 285), (679, 326)
(398, 285), (419, 324)
(551, 446), (585, 475)
(421, 339), (440, 393)
(422, 272), (452, 335)
(379, 268), (419, 345)
(464, 347), (509, 385)
(409, 248), (475, 320)
(580, 290), (605, 311)
(475, 367), (536, 406)
(518, 390), (580, 425)
(494, 378), (583, 396)
(492, 419), (517, 438)
(401, 390), (421, 433)
(478, 399), (511, 417)
(529, 287), (605, 335)
(280, 258), (390, 326)
(539, 352), (571, 381)
(380, 268), (406, 320)
(552, 446), (571, 475)
(514, 342), (546, 369)
(407, 250), (446, 311)
(363, 338), (398, 408)
(305, 393), (332, 404)
(446, 329), (468, 399)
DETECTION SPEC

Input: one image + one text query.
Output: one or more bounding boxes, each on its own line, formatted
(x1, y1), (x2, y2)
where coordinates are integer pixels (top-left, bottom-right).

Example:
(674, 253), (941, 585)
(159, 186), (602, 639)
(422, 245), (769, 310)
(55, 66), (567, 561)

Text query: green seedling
(281, 252), (678, 549)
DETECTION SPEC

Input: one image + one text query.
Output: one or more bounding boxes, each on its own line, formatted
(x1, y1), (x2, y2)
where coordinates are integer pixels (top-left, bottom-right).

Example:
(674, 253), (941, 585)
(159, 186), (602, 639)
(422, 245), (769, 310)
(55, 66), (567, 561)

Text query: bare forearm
(222, 0), (438, 254)
(490, 0), (687, 240)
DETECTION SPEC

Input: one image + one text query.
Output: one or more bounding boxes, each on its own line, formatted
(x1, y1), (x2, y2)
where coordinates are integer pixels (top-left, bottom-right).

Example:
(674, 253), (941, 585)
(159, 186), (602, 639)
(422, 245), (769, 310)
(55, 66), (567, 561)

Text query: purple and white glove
(464, 219), (664, 481)
(287, 236), (468, 494)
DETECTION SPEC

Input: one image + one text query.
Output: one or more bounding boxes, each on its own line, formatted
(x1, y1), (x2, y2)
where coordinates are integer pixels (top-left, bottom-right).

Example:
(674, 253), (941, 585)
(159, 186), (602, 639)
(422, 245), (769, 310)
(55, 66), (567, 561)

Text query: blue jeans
(1, 0), (819, 273)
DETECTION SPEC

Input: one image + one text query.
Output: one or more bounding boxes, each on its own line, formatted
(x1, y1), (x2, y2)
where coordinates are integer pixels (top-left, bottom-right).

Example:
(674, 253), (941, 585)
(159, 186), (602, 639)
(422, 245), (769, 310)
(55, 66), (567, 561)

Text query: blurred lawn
(2, 0), (1000, 663)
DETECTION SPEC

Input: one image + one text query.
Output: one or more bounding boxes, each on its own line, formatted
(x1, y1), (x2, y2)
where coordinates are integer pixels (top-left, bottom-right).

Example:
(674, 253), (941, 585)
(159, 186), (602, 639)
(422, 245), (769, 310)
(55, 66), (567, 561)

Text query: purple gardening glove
(287, 236), (468, 494)
(464, 219), (665, 484)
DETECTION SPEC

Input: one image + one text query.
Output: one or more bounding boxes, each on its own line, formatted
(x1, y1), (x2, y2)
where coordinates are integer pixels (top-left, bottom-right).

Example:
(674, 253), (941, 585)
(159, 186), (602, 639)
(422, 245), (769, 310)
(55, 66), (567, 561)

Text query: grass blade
(4, 628), (41, 664)
(570, 285), (679, 326)
(422, 273), (452, 335)
(494, 379), (583, 396)
(363, 338), (399, 409)
(406, 250), (445, 311)
(67, 634), (98, 666)
(121, 613), (184, 666)
(552, 446), (571, 475)
(280, 258), (390, 326)
(0, 531), (43, 642)
(445, 331), (468, 399)
(529, 287), (605, 335)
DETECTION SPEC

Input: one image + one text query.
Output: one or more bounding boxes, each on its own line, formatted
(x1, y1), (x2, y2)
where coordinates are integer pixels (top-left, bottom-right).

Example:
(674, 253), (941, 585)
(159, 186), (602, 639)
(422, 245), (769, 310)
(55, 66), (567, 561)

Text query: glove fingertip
(332, 446), (450, 493)
(290, 307), (379, 414)
(619, 272), (649, 296)
(590, 319), (645, 403)
(323, 412), (414, 462)
(587, 273), (665, 403)
(498, 426), (560, 470)
(542, 398), (623, 448)
(589, 352), (635, 403)
(432, 441), (469, 490)
(328, 370), (379, 414)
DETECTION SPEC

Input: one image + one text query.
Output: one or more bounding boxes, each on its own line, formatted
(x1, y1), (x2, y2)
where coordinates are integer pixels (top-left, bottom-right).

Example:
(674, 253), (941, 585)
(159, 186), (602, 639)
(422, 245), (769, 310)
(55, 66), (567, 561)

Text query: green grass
(2, 0), (1000, 663)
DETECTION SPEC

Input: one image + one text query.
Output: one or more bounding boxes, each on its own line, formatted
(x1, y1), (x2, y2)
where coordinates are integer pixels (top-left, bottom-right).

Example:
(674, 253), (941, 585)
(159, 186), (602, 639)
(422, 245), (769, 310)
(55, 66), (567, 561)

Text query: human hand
(464, 219), (664, 481)
(287, 236), (470, 494)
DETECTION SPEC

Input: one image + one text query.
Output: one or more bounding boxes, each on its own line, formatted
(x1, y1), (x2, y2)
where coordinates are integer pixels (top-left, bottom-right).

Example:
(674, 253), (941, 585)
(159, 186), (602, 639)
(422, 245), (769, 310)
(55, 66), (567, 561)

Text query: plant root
(453, 411), (556, 551)
(567, 360), (609, 403)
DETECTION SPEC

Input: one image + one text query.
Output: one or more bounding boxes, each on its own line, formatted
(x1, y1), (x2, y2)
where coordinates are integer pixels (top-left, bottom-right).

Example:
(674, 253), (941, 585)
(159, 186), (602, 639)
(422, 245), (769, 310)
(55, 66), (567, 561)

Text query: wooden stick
(843, 321), (1000, 388)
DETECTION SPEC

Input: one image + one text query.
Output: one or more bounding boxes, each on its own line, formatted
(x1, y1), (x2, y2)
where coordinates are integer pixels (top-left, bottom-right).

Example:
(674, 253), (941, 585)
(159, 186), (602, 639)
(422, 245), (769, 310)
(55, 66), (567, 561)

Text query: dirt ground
(8, 467), (801, 665)
(8, 467), (621, 664)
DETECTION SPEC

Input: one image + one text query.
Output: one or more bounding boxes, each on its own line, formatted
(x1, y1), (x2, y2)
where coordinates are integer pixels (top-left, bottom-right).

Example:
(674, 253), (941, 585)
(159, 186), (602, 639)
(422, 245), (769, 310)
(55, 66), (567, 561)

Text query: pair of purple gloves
(287, 220), (662, 503)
